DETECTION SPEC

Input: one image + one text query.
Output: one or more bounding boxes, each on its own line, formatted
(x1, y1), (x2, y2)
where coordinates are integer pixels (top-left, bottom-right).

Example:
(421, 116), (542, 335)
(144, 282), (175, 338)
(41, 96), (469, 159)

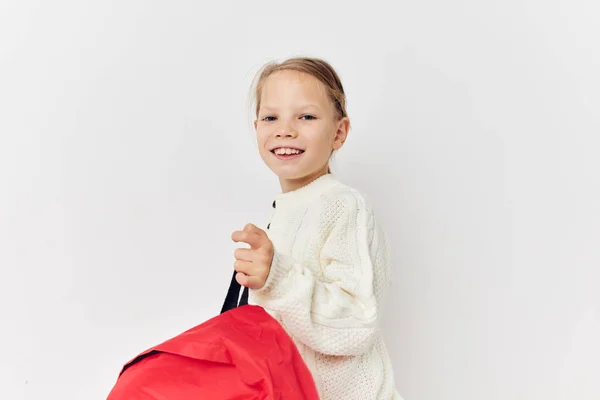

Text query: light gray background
(1, 1), (599, 399)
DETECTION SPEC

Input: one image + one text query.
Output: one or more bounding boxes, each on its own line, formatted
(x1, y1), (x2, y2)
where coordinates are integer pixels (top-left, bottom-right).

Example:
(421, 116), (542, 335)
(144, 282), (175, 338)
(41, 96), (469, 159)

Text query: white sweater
(249, 173), (402, 400)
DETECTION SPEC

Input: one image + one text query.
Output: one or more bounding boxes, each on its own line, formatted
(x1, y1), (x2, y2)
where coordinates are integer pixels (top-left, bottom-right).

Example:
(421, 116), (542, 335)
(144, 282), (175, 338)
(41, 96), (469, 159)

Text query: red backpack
(106, 271), (319, 399)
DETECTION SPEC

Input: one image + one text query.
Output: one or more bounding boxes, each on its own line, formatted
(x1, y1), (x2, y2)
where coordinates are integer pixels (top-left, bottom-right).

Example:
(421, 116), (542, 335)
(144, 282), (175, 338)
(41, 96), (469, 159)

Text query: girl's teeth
(275, 148), (301, 155)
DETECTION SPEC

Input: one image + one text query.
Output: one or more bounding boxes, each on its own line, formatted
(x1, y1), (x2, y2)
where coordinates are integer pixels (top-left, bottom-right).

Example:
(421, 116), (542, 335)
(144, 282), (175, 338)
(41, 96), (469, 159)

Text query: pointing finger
(232, 230), (264, 249)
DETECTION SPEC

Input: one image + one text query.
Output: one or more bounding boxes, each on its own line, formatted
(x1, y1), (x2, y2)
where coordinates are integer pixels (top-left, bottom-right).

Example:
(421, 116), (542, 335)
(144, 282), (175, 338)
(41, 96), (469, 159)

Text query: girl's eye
(301, 115), (316, 120)
(262, 116), (277, 122)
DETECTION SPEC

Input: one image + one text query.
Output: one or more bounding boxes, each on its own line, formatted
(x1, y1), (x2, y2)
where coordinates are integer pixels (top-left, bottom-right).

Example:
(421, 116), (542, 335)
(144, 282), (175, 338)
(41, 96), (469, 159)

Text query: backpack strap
(220, 270), (248, 314)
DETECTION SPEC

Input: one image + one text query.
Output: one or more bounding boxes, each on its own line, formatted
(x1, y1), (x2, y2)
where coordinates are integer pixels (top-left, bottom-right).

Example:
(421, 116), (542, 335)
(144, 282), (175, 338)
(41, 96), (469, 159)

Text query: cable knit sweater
(249, 173), (402, 400)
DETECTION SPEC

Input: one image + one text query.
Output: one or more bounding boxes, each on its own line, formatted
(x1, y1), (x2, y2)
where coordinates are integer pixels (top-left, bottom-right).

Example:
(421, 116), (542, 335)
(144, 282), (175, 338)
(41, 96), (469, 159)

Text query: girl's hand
(231, 223), (274, 289)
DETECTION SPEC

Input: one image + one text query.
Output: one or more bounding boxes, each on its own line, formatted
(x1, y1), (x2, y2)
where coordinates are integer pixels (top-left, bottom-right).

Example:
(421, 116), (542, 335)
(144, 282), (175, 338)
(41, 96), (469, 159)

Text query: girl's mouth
(271, 147), (305, 160)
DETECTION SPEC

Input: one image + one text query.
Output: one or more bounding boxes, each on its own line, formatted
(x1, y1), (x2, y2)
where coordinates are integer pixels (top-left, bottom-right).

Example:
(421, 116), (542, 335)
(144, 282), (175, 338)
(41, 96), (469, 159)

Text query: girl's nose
(276, 121), (298, 138)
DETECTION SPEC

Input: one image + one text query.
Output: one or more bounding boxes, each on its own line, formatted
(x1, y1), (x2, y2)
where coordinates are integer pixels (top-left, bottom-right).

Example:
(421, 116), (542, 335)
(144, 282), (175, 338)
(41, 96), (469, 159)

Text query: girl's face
(254, 70), (349, 193)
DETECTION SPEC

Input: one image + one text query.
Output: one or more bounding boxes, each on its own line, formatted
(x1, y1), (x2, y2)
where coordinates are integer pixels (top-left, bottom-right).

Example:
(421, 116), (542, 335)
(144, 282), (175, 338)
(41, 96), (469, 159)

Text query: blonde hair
(249, 57), (349, 173)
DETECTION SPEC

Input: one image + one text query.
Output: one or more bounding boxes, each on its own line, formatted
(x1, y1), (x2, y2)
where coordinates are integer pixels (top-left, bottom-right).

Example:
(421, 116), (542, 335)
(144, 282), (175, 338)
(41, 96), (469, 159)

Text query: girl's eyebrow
(298, 103), (321, 110)
(260, 104), (322, 112)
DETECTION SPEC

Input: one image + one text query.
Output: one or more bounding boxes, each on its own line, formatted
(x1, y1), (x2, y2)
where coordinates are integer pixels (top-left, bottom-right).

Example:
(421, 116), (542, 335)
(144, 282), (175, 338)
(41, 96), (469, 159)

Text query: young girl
(231, 57), (401, 400)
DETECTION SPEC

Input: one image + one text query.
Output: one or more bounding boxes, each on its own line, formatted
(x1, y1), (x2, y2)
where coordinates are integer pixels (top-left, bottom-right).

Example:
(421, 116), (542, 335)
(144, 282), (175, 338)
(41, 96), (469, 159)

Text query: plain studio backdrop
(1, 1), (599, 399)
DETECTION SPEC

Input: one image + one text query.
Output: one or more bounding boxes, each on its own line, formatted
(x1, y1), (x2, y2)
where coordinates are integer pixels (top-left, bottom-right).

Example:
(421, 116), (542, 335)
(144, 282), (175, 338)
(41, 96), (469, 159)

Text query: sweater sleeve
(253, 192), (388, 357)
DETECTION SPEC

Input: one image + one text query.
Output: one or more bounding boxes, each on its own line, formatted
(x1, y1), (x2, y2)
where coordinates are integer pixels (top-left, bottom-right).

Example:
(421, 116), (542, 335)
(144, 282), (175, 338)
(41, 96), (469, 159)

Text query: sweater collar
(273, 173), (340, 209)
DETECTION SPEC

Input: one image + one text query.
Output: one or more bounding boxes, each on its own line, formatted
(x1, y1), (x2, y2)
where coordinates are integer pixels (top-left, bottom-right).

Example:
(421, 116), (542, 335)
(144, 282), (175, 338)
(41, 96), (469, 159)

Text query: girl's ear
(254, 120), (258, 130)
(332, 117), (350, 150)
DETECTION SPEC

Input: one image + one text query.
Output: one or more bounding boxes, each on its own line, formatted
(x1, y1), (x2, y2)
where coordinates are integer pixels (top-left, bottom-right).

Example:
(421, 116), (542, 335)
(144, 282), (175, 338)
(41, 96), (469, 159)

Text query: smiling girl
(231, 57), (402, 399)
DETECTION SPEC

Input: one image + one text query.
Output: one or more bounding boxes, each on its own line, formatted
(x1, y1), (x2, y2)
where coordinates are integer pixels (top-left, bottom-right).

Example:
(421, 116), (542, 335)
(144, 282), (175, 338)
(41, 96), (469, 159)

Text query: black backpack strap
(220, 270), (248, 314)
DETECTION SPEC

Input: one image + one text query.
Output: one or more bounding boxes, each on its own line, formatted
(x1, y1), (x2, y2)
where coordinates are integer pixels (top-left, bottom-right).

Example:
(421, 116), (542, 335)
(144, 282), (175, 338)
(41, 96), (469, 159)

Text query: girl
(231, 57), (401, 400)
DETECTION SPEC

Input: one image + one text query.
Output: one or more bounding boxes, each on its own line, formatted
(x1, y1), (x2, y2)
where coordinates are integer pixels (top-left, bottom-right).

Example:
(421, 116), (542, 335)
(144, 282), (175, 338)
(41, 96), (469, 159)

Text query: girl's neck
(279, 166), (330, 193)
